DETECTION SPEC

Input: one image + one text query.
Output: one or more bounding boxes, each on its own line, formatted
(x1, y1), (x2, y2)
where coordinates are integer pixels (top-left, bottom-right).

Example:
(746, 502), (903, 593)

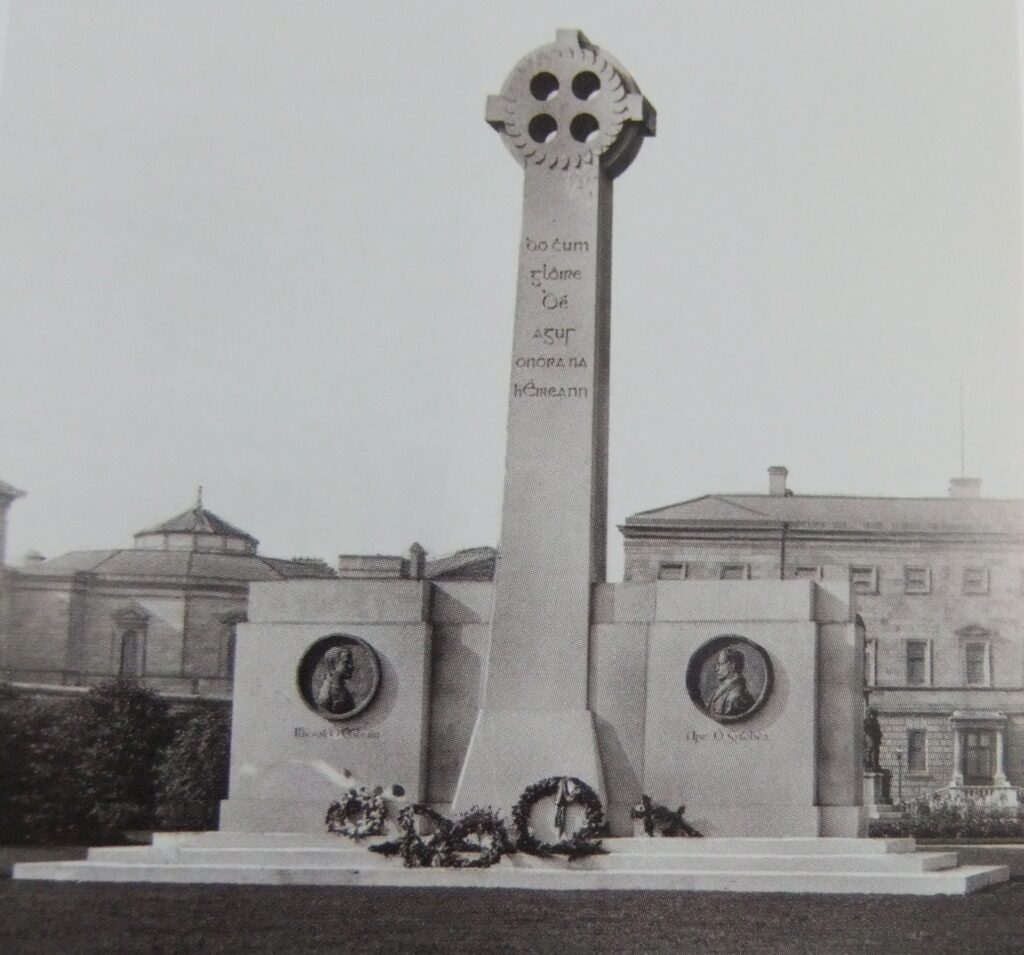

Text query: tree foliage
(155, 706), (230, 831)
(0, 681), (229, 845)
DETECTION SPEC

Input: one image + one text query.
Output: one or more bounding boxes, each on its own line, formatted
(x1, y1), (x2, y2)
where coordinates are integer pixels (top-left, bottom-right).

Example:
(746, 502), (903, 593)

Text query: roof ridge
(88, 549), (124, 572)
(629, 494), (716, 518)
(708, 495), (778, 520)
(723, 493), (1023, 503)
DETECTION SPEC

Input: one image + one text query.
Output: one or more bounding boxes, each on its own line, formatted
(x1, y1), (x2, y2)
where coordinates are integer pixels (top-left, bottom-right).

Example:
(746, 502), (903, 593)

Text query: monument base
(14, 834), (1008, 895)
(451, 709), (606, 814)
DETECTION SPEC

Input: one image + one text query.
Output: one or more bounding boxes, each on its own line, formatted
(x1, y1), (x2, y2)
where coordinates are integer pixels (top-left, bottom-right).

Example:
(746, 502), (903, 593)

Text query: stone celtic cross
(454, 30), (654, 812)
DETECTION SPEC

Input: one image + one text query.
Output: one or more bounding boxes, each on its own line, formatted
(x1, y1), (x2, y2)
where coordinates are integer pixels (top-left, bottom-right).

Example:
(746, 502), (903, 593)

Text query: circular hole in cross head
(570, 113), (600, 144)
(529, 71), (559, 101)
(528, 113), (558, 144)
(572, 71), (601, 100)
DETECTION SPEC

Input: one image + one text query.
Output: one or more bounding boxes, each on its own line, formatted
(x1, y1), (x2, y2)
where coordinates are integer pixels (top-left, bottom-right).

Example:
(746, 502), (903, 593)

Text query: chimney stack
(768, 466), (788, 497)
(949, 477), (982, 499)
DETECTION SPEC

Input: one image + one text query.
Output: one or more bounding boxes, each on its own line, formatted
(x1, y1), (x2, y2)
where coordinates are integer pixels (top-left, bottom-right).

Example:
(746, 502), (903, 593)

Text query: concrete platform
(13, 835), (1009, 895)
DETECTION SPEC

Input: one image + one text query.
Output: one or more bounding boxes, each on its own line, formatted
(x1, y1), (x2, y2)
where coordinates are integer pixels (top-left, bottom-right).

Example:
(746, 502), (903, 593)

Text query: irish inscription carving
(296, 634), (381, 722)
(510, 236), (594, 399)
(685, 636), (773, 725)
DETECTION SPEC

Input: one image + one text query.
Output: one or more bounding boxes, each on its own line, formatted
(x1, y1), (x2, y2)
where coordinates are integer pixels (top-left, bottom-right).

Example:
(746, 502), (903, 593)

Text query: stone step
(603, 837), (917, 855)
(152, 832), (346, 849)
(153, 832), (917, 855)
(12, 860), (1008, 895)
(88, 846), (375, 865)
(86, 845), (959, 874)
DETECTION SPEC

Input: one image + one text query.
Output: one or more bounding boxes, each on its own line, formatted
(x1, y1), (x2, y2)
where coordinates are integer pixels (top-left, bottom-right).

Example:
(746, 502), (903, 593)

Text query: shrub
(870, 795), (1024, 839)
(71, 681), (174, 839)
(155, 706), (231, 831)
(0, 682), (228, 844)
(0, 693), (89, 844)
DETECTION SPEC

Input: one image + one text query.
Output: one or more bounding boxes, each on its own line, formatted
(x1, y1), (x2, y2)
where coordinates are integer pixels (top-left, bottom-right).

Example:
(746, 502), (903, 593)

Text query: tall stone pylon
(453, 30), (655, 812)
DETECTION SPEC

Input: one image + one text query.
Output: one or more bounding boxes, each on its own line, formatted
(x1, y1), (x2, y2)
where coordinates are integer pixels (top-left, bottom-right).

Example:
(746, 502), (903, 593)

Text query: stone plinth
(640, 581), (863, 837)
(15, 835), (1009, 895)
(220, 580), (432, 833)
(863, 771), (893, 817)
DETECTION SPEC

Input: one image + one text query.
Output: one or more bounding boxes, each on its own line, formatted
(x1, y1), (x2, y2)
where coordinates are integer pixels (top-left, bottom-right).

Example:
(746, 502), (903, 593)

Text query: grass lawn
(2, 876), (1024, 954)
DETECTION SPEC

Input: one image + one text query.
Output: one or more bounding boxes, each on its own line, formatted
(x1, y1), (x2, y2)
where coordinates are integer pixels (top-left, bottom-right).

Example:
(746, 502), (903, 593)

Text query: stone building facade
(3, 494), (336, 700)
(621, 467), (1024, 803)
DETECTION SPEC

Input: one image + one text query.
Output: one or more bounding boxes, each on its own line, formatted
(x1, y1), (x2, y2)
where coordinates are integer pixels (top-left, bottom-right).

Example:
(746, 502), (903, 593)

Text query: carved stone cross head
(486, 29), (656, 178)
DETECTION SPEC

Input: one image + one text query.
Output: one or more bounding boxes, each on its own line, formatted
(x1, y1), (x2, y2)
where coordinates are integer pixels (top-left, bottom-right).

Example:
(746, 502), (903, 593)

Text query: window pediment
(956, 624), (992, 641)
(112, 604), (150, 626)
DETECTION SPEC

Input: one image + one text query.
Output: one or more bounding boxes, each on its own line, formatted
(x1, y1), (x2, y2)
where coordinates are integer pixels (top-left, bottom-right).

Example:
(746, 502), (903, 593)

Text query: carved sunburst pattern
(487, 32), (652, 173)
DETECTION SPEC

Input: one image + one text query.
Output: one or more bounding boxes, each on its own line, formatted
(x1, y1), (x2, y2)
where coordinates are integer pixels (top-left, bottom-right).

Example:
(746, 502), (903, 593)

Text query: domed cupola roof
(133, 487), (258, 555)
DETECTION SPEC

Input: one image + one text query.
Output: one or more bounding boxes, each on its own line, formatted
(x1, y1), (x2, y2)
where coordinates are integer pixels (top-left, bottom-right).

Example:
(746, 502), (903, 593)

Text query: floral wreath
(325, 786), (387, 839)
(440, 807), (512, 868)
(368, 804), (510, 868)
(512, 776), (606, 859)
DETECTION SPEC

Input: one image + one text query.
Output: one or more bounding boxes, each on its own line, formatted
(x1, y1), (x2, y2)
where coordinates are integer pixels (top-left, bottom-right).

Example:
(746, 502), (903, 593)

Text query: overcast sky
(2, 1), (1022, 579)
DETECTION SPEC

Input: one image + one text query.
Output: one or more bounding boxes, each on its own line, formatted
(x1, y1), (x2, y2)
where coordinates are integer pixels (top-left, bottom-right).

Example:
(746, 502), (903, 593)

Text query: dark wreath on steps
(367, 804), (512, 868)
(324, 786), (388, 839)
(327, 776), (609, 867)
(511, 776), (608, 860)
(630, 794), (702, 838)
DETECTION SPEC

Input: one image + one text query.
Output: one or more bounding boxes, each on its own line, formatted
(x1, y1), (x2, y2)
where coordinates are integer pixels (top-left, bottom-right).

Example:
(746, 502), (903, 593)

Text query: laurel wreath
(324, 786), (387, 839)
(367, 804), (510, 868)
(441, 807), (513, 868)
(327, 776), (608, 865)
(511, 776), (607, 859)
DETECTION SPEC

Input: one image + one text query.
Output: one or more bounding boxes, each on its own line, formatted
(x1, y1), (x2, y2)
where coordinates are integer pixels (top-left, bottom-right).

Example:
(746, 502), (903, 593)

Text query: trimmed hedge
(0, 681), (230, 845)
(869, 795), (1024, 839)
(156, 707), (230, 831)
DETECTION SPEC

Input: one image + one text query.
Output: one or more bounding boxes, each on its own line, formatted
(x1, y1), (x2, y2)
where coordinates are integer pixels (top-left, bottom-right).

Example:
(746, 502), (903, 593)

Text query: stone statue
(863, 706), (882, 771)
(314, 646), (356, 716)
(707, 647), (755, 718)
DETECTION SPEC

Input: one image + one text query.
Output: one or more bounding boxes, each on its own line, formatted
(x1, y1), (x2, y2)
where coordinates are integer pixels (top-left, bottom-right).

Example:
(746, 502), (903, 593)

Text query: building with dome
(3, 491), (335, 700)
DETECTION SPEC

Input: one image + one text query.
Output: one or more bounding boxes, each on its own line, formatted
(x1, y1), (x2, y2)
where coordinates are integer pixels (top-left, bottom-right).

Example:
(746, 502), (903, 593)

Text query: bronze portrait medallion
(297, 634), (381, 721)
(685, 635), (773, 724)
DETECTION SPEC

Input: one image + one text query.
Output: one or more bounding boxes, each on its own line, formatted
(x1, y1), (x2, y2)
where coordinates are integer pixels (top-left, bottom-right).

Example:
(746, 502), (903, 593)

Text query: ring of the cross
(492, 44), (634, 170)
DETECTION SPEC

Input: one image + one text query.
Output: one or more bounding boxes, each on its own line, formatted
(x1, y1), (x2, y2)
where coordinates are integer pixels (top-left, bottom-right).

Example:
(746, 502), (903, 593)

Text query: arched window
(112, 605), (150, 679)
(119, 629), (141, 677)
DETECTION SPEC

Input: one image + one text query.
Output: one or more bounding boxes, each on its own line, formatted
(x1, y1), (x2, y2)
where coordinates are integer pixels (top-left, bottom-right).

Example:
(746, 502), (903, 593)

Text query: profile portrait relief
(685, 635), (773, 724)
(297, 634), (381, 721)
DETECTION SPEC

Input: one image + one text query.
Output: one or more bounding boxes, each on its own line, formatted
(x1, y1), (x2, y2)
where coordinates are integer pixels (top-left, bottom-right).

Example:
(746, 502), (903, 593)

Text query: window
(793, 566), (821, 580)
(964, 642), (990, 687)
(112, 606), (149, 679)
(220, 611), (247, 680)
(850, 566), (878, 595)
(864, 639), (877, 686)
(119, 630), (142, 677)
(906, 640), (930, 686)
(904, 566), (931, 595)
(657, 562), (685, 581)
(719, 563), (749, 580)
(963, 567), (989, 595)
(907, 729), (927, 773)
